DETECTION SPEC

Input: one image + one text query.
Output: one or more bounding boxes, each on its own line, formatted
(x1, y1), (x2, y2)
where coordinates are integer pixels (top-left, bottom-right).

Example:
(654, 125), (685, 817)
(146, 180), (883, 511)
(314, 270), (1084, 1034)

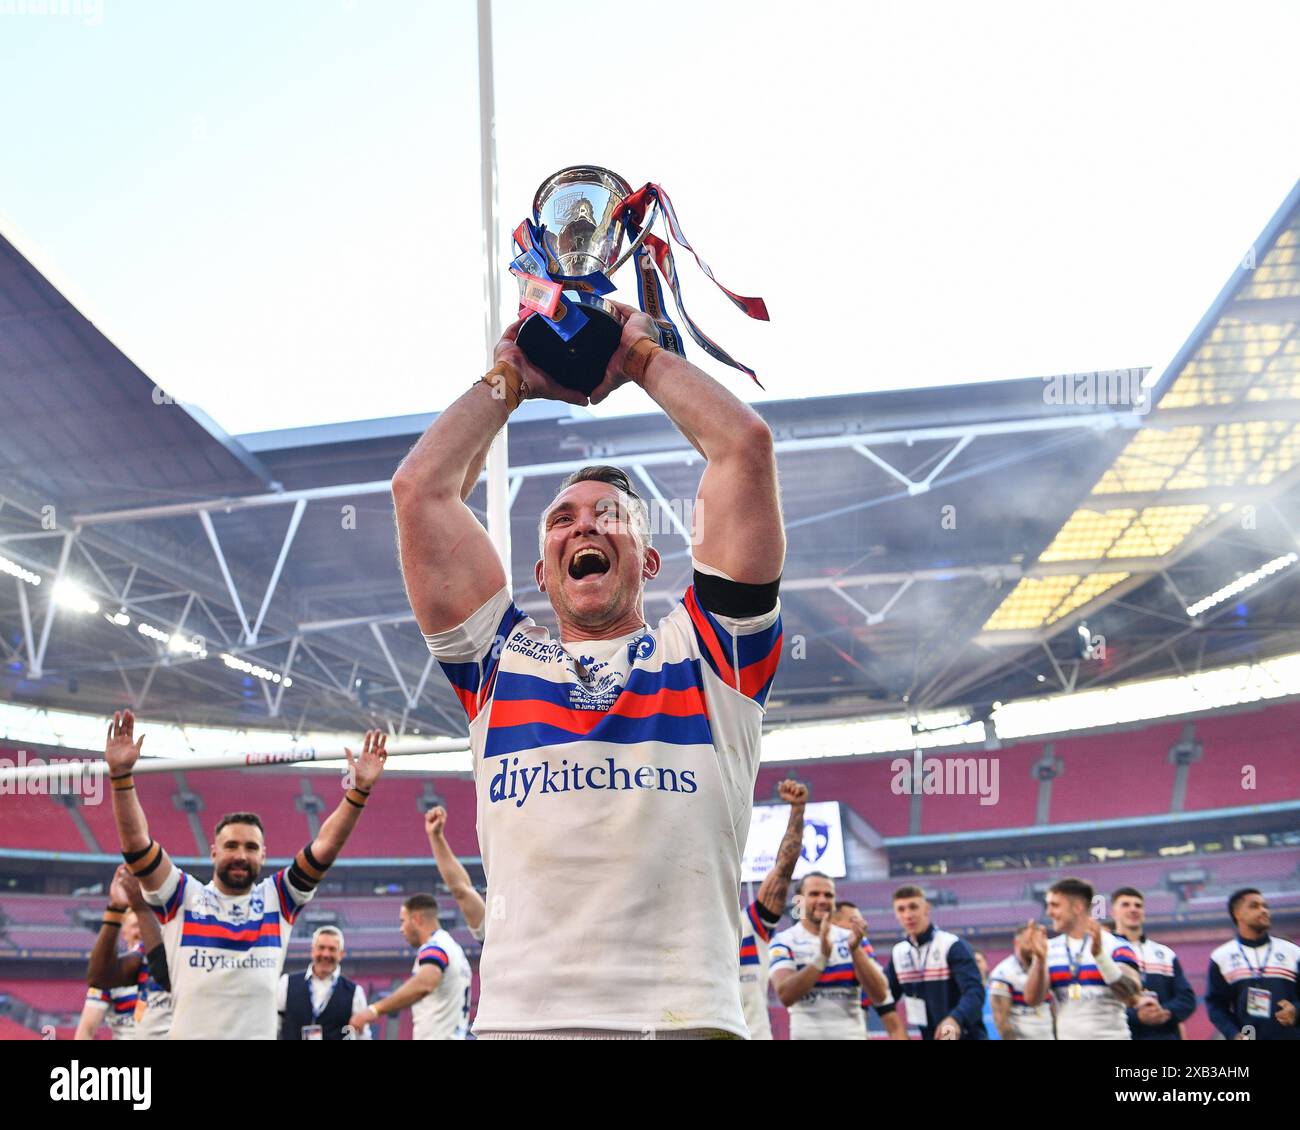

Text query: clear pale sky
(1, 0), (1297, 436)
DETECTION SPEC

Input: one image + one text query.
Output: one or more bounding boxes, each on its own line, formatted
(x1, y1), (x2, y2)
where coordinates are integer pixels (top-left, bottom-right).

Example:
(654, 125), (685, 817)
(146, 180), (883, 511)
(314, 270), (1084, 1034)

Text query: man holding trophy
(392, 167), (783, 1038)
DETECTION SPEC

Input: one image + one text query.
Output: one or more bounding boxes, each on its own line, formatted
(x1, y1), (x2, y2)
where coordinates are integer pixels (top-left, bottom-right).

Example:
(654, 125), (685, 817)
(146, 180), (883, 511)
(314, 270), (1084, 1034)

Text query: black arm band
(755, 900), (782, 926)
(693, 569), (780, 618)
(146, 944), (171, 993)
(121, 842), (153, 864)
(134, 848), (164, 878)
(875, 1000), (897, 1016)
(301, 843), (327, 874)
(287, 862), (319, 891)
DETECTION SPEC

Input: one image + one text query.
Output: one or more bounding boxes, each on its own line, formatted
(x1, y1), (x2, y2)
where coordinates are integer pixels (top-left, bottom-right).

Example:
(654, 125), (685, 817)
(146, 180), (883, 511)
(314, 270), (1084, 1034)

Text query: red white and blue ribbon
(622, 183), (768, 385)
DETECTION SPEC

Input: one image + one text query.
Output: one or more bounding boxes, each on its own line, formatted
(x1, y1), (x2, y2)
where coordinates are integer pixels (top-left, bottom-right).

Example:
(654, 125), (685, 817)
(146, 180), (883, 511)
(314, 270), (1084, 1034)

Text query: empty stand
(1184, 703), (1300, 809)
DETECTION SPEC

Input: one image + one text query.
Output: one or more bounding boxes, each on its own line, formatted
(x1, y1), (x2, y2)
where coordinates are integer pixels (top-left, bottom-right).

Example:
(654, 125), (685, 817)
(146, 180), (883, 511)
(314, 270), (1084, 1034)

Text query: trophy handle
(604, 196), (661, 278)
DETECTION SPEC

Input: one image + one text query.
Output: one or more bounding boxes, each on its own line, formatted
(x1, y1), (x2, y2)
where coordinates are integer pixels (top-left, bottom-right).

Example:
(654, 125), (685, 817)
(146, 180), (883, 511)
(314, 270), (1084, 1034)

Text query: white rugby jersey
(84, 983), (137, 1040)
(410, 929), (472, 1040)
(426, 578), (781, 1037)
(988, 953), (1054, 1040)
(769, 921), (867, 1040)
(1129, 936), (1177, 980)
(739, 900), (780, 1040)
(1047, 929), (1138, 1040)
(143, 865), (314, 1040)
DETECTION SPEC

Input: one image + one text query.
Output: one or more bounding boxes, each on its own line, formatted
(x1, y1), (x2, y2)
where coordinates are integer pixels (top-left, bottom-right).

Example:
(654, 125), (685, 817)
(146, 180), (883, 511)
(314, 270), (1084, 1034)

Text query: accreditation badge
(904, 996), (928, 1027)
(1246, 987), (1271, 1018)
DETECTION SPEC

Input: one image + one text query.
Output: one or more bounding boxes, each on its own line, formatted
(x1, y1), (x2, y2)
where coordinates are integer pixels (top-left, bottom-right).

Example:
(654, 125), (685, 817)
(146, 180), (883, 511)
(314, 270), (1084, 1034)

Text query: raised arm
(425, 807), (486, 932)
(591, 304), (785, 585)
(306, 731), (390, 870)
(104, 711), (174, 894)
(754, 781), (806, 919)
(86, 866), (146, 990)
(391, 320), (589, 635)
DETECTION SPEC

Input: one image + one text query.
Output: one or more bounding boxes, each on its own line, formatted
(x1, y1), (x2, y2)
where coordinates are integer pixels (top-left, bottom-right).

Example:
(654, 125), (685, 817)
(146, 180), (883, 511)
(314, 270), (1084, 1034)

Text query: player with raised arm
(769, 873), (889, 1040)
(349, 893), (473, 1040)
(85, 865), (172, 1040)
(104, 711), (389, 1040)
(1023, 878), (1142, 1040)
(425, 806), (487, 943)
(740, 779), (806, 1039)
(393, 300), (784, 1038)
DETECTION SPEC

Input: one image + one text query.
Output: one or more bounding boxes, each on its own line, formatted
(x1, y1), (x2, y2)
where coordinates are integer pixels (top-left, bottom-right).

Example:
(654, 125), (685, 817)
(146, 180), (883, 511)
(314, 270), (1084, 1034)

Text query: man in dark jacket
(1110, 886), (1196, 1040)
(885, 885), (986, 1040)
(1206, 888), (1299, 1041)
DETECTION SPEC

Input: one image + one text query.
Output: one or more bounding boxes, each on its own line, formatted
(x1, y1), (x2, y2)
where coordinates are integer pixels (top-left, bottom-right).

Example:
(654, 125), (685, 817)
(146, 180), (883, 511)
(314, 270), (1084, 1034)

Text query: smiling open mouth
(568, 546), (610, 580)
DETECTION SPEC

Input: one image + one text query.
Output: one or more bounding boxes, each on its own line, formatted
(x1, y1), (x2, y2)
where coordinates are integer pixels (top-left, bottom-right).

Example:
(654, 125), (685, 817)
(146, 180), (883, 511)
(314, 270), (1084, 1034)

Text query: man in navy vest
(1110, 886), (1196, 1040)
(277, 926), (372, 1040)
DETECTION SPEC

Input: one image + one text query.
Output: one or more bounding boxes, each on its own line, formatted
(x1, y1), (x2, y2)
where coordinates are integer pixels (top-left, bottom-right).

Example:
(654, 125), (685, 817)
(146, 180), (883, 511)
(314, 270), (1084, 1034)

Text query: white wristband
(1094, 949), (1124, 985)
(812, 951), (829, 971)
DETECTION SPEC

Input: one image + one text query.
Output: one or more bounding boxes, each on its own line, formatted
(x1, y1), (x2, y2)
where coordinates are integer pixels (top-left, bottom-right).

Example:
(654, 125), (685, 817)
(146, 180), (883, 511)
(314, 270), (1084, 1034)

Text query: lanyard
(307, 968), (339, 1021)
(910, 937), (932, 975)
(1066, 936), (1090, 982)
(1236, 940), (1273, 980)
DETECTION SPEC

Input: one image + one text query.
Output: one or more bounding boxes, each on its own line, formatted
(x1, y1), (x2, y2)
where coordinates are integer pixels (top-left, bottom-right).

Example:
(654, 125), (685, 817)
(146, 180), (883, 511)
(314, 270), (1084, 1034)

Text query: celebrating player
(85, 864), (172, 1040)
(104, 711), (389, 1039)
(739, 779), (807, 1040)
(987, 924), (1054, 1040)
(769, 873), (889, 1039)
(1023, 878), (1141, 1039)
(393, 303), (784, 1038)
(349, 894), (472, 1040)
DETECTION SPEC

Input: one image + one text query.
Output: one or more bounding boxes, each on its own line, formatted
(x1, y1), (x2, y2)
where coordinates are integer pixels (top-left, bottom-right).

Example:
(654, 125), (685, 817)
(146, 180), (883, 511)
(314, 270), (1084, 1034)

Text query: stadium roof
(3, 178), (1300, 740)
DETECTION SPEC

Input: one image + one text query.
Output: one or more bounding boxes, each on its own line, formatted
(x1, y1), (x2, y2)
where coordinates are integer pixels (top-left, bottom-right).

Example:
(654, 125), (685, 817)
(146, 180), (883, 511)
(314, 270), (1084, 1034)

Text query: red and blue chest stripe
(483, 656), (713, 759)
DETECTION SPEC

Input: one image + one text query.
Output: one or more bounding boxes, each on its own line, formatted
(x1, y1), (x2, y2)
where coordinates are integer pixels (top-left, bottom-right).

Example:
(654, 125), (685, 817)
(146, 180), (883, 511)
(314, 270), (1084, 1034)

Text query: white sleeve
(275, 974), (288, 1013)
(421, 586), (516, 660)
(140, 866), (188, 929)
(270, 868), (317, 925)
(683, 558), (782, 709)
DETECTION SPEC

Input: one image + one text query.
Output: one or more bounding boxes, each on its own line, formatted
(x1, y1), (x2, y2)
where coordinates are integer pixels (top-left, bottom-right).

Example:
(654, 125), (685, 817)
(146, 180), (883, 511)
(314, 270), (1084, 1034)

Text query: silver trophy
(514, 166), (645, 395)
